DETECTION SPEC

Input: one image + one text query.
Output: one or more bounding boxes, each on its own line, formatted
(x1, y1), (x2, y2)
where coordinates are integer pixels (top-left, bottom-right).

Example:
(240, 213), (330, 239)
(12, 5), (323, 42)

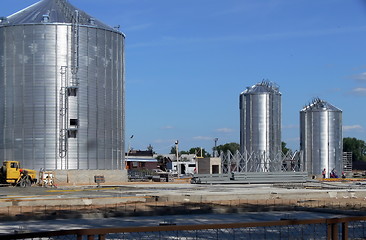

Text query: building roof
(301, 98), (342, 112)
(1, 0), (118, 32)
(125, 157), (157, 162)
(241, 80), (281, 95)
(127, 150), (154, 157)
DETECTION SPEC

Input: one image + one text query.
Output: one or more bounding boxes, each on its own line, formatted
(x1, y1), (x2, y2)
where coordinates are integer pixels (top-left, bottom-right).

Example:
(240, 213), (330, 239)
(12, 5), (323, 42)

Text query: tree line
(164, 137), (366, 162)
(343, 137), (366, 162)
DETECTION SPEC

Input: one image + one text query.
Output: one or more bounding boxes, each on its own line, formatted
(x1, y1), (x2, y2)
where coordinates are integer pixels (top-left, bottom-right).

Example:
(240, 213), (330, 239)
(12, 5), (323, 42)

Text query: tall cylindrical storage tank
(239, 81), (281, 172)
(300, 98), (342, 176)
(0, 0), (125, 171)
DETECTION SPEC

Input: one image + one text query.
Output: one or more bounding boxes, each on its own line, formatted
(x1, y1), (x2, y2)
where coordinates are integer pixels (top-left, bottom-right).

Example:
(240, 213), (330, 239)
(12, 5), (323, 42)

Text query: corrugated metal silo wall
(300, 109), (342, 175)
(239, 91), (281, 170)
(0, 23), (125, 170)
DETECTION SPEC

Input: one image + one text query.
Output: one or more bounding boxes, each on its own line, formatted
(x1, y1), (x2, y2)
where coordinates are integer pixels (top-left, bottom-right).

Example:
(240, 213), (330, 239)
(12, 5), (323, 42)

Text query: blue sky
(3, 0), (366, 154)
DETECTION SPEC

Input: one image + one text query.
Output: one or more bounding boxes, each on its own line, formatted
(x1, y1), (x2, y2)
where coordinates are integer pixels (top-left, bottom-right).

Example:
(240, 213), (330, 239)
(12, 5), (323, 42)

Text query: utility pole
(175, 140), (179, 177)
(125, 135), (134, 169)
(214, 138), (219, 157)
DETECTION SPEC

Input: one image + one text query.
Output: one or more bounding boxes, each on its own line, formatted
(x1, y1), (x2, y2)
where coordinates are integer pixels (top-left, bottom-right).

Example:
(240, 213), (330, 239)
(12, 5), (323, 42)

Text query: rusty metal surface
(1, 216), (365, 240)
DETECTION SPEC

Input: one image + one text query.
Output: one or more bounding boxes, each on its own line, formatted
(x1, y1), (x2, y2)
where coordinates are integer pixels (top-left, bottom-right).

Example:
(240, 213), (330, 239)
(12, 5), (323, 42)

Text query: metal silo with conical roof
(300, 98), (342, 176)
(239, 81), (282, 172)
(0, 0), (125, 172)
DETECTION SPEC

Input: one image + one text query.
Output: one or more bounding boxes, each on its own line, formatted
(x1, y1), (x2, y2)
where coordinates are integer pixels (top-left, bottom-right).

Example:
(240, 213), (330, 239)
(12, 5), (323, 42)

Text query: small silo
(239, 81), (282, 172)
(300, 98), (342, 177)
(0, 0), (126, 180)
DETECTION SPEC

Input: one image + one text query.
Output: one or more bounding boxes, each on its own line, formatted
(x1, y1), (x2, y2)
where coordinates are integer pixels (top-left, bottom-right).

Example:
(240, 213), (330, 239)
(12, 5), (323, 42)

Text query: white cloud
(351, 88), (366, 96)
(124, 23), (152, 32)
(130, 25), (366, 49)
(153, 139), (165, 144)
(343, 125), (363, 131)
(161, 125), (174, 129)
(350, 72), (366, 81)
(192, 136), (212, 141)
(282, 124), (298, 129)
(215, 128), (234, 133)
(284, 137), (300, 143)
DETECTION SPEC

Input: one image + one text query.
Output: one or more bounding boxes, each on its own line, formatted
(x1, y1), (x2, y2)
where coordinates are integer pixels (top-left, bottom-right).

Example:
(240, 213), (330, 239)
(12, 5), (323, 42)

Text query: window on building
(70, 119), (78, 127)
(67, 88), (78, 96)
(68, 129), (77, 138)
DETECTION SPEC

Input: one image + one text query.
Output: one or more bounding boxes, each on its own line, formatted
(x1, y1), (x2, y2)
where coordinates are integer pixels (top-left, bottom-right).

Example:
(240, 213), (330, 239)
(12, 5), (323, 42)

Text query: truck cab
(0, 161), (37, 186)
(4, 161), (20, 183)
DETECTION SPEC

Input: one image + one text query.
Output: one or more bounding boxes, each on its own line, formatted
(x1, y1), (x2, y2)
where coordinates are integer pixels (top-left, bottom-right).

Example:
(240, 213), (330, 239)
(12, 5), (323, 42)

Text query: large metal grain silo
(239, 81), (282, 172)
(0, 0), (125, 176)
(300, 98), (342, 176)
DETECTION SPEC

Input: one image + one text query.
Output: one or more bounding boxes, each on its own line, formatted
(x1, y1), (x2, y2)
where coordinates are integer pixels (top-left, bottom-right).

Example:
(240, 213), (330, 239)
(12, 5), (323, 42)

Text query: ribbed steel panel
(0, 1), (125, 171)
(300, 99), (342, 176)
(239, 81), (282, 172)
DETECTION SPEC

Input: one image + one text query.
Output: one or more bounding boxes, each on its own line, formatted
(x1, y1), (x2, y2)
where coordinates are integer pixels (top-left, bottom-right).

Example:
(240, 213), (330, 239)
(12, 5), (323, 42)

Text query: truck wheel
(19, 176), (31, 187)
(25, 178), (32, 187)
(19, 179), (26, 188)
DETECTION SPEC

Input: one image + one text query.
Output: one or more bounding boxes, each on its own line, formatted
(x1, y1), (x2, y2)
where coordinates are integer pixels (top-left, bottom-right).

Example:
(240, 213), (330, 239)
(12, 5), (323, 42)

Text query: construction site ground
(0, 179), (366, 234)
(0, 179), (365, 213)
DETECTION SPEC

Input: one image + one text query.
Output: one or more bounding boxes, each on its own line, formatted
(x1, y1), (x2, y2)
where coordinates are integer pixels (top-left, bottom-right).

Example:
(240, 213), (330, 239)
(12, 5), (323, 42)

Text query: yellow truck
(0, 161), (37, 187)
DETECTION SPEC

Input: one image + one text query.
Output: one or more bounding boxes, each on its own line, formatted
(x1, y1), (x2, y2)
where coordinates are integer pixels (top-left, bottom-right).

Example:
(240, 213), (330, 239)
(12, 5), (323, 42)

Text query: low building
(125, 150), (158, 170)
(196, 157), (222, 174)
(167, 161), (197, 175)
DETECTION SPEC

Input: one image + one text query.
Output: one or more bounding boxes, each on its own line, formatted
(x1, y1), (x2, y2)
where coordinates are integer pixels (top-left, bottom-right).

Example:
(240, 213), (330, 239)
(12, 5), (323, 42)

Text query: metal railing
(1, 216), (365, 240)
(191, 172), (308, 184)
(220, 150), (303, 174)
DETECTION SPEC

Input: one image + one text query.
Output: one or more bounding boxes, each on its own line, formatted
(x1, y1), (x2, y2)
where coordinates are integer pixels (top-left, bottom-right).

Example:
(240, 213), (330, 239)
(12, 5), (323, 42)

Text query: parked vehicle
(0, 161), (37, 187)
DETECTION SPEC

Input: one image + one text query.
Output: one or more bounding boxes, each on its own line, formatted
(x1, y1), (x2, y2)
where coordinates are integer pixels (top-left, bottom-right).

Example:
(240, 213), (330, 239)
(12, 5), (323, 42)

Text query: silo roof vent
(88, 17), (95, 25)
(0, 17), (8, 25)
(42, 14), (50, 22)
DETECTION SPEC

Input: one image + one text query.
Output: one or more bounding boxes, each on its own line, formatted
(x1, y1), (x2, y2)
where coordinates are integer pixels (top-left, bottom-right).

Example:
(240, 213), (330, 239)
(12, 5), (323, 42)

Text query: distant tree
(169, 146), (212, 157)
(170, 146), (177, 154)
(155, 155), (164, 161)
(147, 144), (154, 153)
(282, 142), (291, 155)
(215, 142), (240, 154)
(343, 137), (366, 162)
(188, 147), (210, 158)
(170, 146), (186, 155)
(147, 144), (153, 151)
